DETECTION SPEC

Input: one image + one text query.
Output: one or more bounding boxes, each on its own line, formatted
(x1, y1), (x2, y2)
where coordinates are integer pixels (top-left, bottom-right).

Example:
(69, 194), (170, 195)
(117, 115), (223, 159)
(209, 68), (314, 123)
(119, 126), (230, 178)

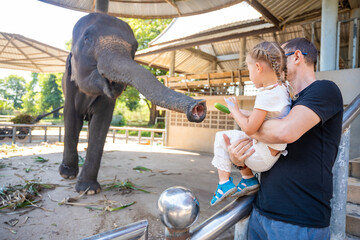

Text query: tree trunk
(148, 102), (157, 126)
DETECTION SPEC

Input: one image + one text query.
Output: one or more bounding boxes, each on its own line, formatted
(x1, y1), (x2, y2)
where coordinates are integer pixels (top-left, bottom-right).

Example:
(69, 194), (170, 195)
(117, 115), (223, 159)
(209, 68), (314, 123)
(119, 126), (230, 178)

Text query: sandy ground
(0, 140), (241, 240)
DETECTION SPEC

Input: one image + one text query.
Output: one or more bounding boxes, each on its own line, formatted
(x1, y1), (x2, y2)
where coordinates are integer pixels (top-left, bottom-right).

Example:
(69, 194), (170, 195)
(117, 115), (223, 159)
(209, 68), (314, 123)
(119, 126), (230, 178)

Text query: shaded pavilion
(0, 32), (69, 73)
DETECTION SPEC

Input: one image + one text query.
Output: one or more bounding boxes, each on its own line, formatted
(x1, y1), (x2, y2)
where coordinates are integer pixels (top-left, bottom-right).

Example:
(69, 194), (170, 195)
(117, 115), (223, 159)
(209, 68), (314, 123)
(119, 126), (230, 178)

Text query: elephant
(59, 13), (207, 194)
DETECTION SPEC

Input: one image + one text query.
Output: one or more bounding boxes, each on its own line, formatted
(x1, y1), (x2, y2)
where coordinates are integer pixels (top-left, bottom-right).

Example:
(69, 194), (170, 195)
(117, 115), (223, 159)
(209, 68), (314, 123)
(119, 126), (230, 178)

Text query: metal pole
(82, 220), (148, 240)
(44, 127), (47, 142)
(12, 126), (16, 144)
(320, 0), (338, 71)
(59, 127), (61, 142)
(351, 18), (358, 69)
(336, 21), (341, 70)
(330, 128), (351, 240)
(95, 0), (109, 13)
(190, 195), (254, 240)
(29, 128), (32, 143)
(112, 129), (115, 143)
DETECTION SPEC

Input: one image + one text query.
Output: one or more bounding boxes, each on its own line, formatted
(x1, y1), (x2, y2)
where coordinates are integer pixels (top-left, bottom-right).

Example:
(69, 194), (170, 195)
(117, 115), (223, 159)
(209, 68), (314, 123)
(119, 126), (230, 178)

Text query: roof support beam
(2, 33), (43, 72)
(184, 48), (216, 62)
(164, 0), (182, 16)
(245, 0), (280, 28)
(136, 26), (278, 57)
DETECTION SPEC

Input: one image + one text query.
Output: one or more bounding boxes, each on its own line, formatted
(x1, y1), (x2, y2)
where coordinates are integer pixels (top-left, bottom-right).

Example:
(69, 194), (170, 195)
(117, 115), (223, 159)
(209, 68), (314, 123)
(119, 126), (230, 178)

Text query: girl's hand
(224, 97), (240, 114)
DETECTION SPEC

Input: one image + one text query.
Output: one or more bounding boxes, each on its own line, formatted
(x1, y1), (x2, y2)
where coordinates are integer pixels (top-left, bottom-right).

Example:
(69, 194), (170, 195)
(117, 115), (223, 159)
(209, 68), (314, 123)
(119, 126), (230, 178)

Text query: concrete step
(346, 202), (360, 237)
(348, 177), (360, 205)
(350, 157), (360, 178)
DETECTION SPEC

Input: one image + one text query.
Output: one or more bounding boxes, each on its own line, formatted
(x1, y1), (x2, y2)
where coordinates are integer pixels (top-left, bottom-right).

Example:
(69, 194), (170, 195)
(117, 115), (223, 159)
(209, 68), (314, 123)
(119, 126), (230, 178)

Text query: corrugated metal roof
(135, 9), (353, 74)
(38, 0), (245, 19)
(0, 32), (69, 73)
(149, 2), (261, 46)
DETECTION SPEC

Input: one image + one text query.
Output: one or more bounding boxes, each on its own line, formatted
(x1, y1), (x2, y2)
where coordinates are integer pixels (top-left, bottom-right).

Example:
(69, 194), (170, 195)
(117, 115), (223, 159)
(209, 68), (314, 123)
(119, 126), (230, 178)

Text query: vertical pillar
(169, 51), (176, 77)
(330, 128), (351, 239)
(95, 0), (109, 13)
(239, 37), (246, 69)
(348, 8), (360, 68)
(165, 51), (176, 147)
(320, 0), (338, 71)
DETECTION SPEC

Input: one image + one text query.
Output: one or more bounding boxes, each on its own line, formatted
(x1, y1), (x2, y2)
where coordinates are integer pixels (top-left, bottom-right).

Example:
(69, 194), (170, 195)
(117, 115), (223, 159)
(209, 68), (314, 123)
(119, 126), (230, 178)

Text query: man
(226, 38), (343, 239)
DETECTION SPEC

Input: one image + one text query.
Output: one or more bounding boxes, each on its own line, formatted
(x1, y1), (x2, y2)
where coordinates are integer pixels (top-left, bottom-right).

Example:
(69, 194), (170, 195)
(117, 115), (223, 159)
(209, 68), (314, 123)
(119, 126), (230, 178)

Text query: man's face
(282, 45), (295, 82)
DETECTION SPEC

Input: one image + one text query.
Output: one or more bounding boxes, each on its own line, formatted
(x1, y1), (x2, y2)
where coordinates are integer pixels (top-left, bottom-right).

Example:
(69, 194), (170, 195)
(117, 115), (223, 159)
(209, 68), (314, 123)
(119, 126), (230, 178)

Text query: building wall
(166, 68), (360, 156)
(167, 96), (255, 153)
(315, 68), (360, 159)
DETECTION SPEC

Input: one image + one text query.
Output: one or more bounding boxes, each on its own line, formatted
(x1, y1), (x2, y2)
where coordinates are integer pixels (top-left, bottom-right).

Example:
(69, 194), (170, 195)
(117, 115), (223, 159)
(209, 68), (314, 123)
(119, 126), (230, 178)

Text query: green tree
(38, 73), (64, 118)
(0, 75), (26, 109)
(22, 72), (39, 115)
(119, 18), (171, 125)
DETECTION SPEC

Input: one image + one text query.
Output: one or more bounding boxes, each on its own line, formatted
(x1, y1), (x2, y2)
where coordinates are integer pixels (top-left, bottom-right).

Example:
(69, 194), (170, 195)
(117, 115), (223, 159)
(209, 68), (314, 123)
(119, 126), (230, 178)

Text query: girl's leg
(240, 167), (254, 179)
(218, 169), (231, 182)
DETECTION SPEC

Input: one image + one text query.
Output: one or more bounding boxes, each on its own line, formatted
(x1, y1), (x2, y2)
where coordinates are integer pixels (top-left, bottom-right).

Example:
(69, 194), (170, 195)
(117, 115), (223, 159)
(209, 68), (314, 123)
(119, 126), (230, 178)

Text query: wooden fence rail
(0, 123), (166, 146)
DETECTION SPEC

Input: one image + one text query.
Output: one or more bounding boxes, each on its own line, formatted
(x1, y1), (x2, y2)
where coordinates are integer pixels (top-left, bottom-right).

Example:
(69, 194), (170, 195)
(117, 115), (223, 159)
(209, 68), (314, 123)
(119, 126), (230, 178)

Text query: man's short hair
(283, 38), (318, 67)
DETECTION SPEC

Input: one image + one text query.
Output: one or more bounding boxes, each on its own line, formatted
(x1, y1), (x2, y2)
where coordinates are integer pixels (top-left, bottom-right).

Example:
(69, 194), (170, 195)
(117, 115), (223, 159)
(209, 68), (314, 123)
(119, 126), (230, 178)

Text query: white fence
(0, 123), (166, 146)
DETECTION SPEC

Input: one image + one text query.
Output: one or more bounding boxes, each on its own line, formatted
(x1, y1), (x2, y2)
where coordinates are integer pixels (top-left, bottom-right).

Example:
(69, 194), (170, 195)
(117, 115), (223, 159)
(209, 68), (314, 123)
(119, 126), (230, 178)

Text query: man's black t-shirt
(254, 80), (343, 228)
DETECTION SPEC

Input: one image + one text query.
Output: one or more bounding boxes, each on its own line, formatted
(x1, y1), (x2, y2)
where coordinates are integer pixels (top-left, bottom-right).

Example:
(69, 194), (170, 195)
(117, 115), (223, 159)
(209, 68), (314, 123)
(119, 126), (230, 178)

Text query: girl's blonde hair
(248, 41), (296, 99)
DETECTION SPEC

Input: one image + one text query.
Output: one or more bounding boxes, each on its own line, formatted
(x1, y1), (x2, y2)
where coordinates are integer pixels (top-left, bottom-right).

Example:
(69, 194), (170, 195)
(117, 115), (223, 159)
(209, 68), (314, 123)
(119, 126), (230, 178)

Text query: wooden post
(169, 51), (176, 77)
(150, 131), (155, 145)
(112, 129), (116, 143)
(95, 0), (109, 13)
(138, 131), (141, 144)
(125, 130), (129, 144)
(239, 37), (246, 69)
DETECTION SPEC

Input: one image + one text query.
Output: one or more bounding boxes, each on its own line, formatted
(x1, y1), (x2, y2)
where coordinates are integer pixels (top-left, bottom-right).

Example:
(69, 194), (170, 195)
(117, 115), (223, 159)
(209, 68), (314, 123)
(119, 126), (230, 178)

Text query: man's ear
(294, 50), (303, 64)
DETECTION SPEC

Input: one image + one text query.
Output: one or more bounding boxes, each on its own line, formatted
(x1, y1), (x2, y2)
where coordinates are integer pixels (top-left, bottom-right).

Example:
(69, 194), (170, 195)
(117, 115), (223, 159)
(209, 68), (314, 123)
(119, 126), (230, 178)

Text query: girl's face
(246, 55), (263, 88)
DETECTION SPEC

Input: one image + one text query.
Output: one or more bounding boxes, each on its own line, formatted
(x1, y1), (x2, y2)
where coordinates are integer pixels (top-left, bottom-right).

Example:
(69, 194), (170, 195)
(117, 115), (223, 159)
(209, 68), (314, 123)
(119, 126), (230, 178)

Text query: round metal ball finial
(158, 186), (200, 230)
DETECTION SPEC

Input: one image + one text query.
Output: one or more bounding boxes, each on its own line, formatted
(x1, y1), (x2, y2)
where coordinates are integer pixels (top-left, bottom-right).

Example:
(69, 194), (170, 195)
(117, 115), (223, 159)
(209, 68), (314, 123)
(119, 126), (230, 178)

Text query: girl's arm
(226, 97), (267, 136)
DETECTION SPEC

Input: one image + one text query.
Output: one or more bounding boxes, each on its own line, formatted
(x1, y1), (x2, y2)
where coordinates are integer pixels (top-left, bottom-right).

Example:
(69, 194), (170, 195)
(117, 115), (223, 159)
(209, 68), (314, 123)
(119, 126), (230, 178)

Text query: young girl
(211, 41), (295, 206)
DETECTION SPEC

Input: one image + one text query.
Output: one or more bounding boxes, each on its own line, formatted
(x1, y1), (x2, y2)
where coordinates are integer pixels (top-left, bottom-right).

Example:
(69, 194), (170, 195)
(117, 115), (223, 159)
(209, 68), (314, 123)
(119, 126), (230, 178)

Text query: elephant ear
(62, 52), (72, 96)
(69, 53), (78, 82)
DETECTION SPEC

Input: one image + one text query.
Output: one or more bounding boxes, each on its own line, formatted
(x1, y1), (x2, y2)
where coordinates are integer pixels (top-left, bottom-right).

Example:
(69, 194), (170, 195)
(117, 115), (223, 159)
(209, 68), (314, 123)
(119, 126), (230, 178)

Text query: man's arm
(251, 105), (321, 144)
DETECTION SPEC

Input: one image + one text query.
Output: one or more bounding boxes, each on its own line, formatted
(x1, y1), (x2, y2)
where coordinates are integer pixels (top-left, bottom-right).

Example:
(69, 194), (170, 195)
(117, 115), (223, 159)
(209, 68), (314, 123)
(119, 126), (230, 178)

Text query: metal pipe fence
(0, 123), (166, 146)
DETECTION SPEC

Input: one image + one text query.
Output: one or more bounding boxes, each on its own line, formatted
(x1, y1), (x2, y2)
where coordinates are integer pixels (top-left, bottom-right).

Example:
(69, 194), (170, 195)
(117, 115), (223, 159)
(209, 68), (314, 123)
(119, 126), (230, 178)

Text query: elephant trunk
(98, 56), (206, 122)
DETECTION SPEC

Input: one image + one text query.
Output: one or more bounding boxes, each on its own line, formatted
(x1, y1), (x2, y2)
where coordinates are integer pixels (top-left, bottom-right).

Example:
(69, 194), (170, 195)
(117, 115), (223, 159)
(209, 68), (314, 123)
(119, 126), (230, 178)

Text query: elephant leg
(59, 104), (83, 179)
(76, 101), (115, 194)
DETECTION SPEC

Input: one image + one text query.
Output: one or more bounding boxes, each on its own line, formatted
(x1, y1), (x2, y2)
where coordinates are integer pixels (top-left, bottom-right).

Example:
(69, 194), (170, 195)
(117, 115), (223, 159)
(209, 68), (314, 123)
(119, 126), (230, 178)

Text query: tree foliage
(38, 73), (64, 118)
(0, 75), (26, 109)
(22, 73), (39, 115)
(116, 18), (171, 125)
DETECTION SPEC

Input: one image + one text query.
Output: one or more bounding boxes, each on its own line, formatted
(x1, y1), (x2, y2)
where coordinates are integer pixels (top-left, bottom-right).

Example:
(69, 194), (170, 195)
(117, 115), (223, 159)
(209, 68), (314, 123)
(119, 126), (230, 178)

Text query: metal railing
(0, 123), (166, 146)
(103, 93), (360, 240)
(330, 93), (360, 239)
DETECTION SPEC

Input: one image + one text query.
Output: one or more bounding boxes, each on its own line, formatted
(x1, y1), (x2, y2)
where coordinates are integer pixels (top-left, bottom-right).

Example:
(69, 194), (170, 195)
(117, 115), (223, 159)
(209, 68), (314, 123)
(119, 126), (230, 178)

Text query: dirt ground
(0, 141), (241, 240)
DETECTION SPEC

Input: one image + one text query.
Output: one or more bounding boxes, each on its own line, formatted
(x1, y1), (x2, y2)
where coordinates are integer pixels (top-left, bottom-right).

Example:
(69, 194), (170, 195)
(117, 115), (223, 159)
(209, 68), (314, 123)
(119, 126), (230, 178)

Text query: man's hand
(223, 134), (255, 167)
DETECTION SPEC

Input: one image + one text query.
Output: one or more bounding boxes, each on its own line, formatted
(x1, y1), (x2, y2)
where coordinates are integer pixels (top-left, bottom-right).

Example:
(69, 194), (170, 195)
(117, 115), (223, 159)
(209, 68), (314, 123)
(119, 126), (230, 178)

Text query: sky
(0, 0), (86, 81)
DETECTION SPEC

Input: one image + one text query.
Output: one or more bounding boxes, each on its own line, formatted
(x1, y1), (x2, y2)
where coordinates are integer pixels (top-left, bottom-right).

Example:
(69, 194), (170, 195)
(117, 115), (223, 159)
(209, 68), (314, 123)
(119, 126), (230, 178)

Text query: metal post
(29, 128), (32, 143)
(59, 127), (61, 142)
(336, 21), (341, 70)
(330, 127), (351, 239)
(158, 187), (199, 240)
(351, 18), (358, 69)
(112, 129), (115, 143)
(320, 0), (338, 71)
(12, 126), (16, 144)
(95, 0), (109, 13)
(44, 127), (47, 142)
(125, 130), (129, 144)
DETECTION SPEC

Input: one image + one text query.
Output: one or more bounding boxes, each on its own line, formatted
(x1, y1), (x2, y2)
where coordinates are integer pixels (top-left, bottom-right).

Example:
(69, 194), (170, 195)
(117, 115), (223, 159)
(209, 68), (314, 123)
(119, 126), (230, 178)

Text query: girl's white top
(253, 83), (291, 151)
